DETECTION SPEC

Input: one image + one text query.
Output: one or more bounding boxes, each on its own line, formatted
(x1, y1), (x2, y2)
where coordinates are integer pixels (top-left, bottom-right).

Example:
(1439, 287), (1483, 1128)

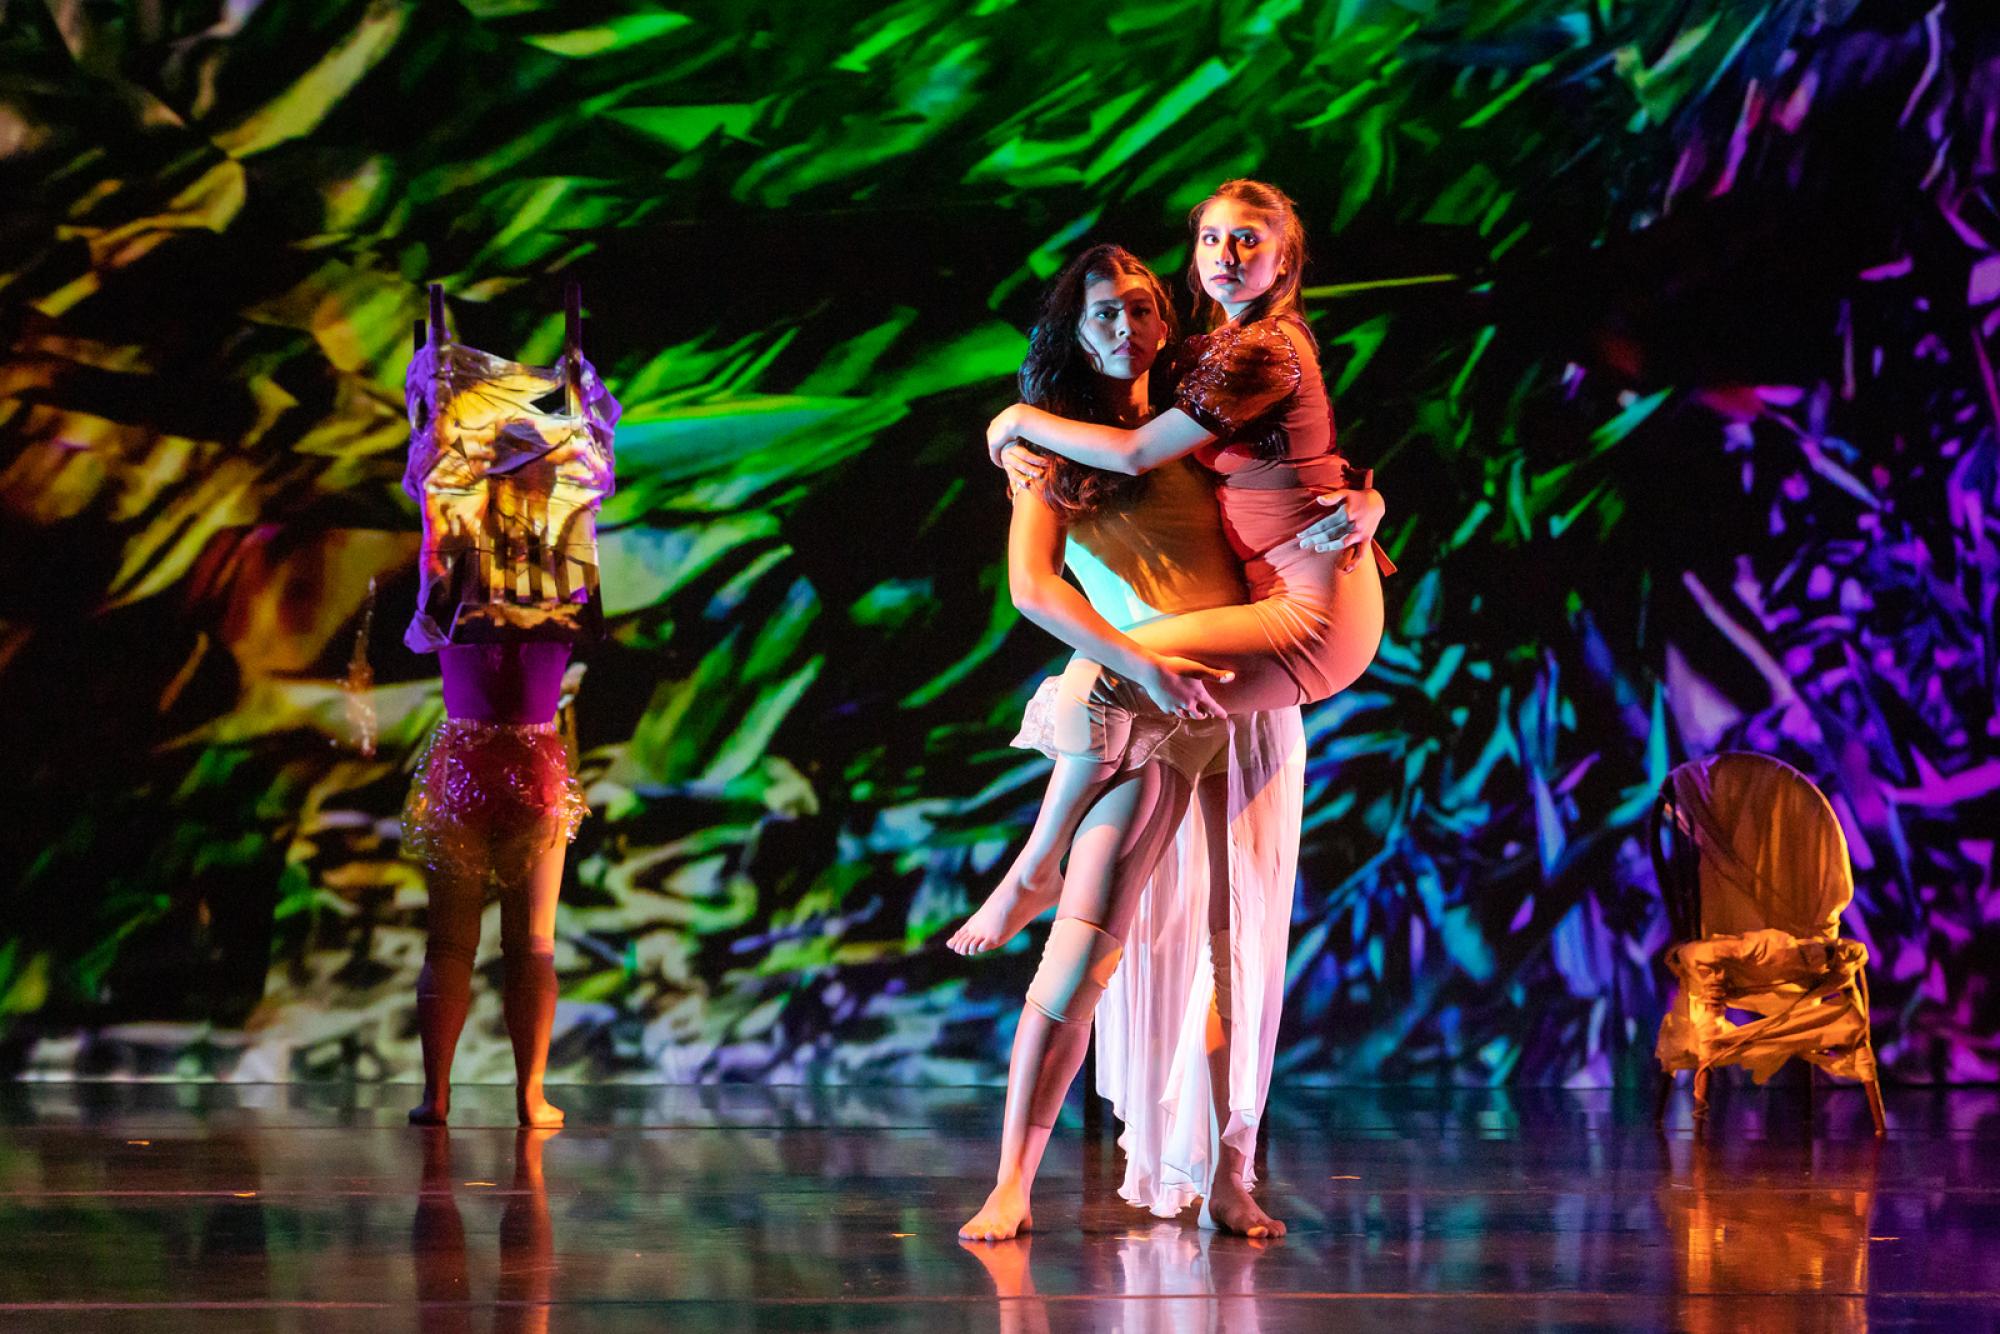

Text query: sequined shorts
(401, 718), (587, 877)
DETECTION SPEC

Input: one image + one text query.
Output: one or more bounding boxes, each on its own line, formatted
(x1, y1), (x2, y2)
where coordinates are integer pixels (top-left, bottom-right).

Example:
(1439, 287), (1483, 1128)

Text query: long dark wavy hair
(1185, 177), (1310, 332)
(1018, 244), (1179, 522)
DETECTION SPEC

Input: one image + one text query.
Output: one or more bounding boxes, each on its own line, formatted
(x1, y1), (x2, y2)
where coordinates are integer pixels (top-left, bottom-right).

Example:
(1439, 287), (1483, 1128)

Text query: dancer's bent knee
(1025, 917), (1126, 1024)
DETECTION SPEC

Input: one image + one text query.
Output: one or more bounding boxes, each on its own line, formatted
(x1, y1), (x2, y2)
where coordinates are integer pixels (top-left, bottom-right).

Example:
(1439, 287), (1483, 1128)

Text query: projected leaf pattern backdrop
(2, 1), (1995, 1085)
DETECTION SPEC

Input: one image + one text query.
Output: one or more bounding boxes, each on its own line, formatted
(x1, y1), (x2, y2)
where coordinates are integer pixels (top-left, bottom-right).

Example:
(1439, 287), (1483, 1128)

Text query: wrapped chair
(1647, 752), (1885, 1136)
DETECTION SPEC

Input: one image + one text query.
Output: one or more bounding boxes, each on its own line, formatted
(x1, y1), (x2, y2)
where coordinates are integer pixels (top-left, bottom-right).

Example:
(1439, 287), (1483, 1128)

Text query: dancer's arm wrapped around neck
(990, 404), (1214, 477)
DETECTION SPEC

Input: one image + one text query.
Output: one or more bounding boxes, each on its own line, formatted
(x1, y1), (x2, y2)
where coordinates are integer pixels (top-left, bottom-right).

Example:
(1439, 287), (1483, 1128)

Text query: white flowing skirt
(1090, 707), (1305, 1216)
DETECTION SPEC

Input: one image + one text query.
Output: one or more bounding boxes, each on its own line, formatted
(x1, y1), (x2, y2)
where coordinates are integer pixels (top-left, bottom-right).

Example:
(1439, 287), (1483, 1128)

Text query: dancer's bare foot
(960, 1177), (1034, 1241)
(949, 860), (1061, 955)
(516, 1086), (564, 1129)
(408, 1088), (450, 1126)
(1200, 1176), (1286, 1238)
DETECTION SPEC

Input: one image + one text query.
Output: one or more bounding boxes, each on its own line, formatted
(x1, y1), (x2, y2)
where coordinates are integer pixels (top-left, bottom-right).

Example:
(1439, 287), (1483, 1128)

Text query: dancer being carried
(953, 241), (1382, 1241)
(957, 177), (1390, 963)
(400, 282), (616, 1129)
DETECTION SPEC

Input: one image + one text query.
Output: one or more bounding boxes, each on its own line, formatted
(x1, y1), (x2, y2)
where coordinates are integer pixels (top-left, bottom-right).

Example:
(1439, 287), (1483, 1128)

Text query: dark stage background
(1, 0), (1995, 1087)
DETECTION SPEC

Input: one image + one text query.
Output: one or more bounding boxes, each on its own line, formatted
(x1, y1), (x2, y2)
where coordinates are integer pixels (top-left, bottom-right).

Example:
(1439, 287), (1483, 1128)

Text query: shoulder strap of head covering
(427, 283), (448, 352)
(414, 282), (448, 353)
(563, 280), (583, 415)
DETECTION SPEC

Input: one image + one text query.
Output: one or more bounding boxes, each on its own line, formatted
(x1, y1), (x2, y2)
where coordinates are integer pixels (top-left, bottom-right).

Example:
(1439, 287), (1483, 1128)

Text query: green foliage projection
(1, 0), (1995, 1085)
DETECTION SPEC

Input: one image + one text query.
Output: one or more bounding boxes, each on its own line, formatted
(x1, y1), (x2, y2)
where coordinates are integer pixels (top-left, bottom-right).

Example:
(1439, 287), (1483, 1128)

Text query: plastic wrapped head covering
(402, 285), (620, 653)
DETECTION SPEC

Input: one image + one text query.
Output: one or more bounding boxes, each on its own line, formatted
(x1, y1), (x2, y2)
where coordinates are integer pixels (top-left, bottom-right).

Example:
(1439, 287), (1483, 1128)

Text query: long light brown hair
(1185, 178), (1309, 331)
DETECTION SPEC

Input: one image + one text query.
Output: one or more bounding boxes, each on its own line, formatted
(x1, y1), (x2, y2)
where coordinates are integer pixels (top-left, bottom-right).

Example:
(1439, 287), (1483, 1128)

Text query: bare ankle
(1019, 859), (1060, 894)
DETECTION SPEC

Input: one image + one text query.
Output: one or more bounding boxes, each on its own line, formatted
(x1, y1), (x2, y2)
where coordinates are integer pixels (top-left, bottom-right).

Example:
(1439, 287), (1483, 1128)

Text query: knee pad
(424, 936), (478, 975)
(1026, 918), (1125, 1024)
(503, 936), (556, 969)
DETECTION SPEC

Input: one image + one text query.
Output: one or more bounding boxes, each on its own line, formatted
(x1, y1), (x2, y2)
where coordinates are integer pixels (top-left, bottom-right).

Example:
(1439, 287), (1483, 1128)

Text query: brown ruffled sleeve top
(1173, 316), (1338, 485)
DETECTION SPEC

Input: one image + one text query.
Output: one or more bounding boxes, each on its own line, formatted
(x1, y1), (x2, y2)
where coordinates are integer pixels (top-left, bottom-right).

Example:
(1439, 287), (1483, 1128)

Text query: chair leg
(1864, 1078), (1886, 1139)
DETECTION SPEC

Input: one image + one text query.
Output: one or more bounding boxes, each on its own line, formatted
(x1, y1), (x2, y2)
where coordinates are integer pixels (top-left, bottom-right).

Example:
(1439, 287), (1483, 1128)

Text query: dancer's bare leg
(500, 837), (566, 1129)
(1056, 558), (1384, 766)
(962, 761), (1194, 1241)
(1120, 560), (1384, 710)
(1191, 772), (1286, 1238)
(410, 866), (483, 1125)
(955, 637), (1225, 959)
(953, 641), (1303, 963)
(950, 754), (1113, 955)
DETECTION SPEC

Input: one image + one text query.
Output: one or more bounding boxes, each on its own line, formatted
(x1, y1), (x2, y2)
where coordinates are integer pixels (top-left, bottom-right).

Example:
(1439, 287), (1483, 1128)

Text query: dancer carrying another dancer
(953, 239), (1382, 1241)
(401, 283), (617, 1129)
(960, 178), (1391, 964)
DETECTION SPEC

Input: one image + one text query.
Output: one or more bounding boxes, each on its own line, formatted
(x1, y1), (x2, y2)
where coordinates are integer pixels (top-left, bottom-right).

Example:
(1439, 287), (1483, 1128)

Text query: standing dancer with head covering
(400, 283), (617, 1129)
(953, 243), (1382, 1240)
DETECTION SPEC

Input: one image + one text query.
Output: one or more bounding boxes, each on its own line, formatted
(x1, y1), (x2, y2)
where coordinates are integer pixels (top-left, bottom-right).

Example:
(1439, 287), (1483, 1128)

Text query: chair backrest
(1647, 783), (1703, 946)
(1649, 752), (1854, 941)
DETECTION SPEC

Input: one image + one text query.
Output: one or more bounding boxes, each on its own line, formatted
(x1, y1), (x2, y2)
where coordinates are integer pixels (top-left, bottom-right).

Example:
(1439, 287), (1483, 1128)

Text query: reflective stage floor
(0, 1081), (1995, 1330)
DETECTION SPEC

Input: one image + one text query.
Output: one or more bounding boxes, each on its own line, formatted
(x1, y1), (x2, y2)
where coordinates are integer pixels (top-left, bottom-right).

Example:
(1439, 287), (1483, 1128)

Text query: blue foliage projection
(0, 1), (1995, 1085)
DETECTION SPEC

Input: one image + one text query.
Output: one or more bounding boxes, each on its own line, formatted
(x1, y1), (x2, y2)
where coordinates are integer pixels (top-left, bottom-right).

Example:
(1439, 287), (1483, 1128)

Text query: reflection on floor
(0, 1081), (1993, 1330)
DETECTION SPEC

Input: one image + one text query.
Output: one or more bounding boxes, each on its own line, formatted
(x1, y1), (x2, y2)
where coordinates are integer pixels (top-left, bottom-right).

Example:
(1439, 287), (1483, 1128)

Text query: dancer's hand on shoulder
(1132, 653), (1233, 720)
(1001, 443), (1046, 496)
